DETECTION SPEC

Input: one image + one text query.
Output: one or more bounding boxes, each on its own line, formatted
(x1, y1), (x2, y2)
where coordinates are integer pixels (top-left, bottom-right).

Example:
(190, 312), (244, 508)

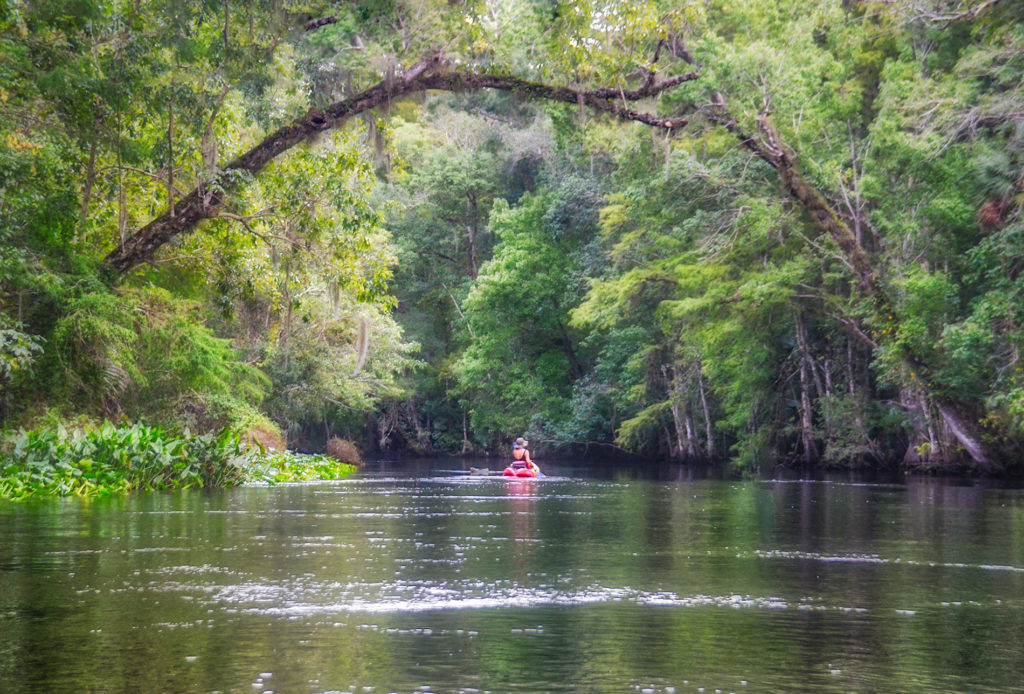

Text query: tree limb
(906, 0), (1006, 28)
(105, 55), (697, 273)
(305, 15), (339, 31)
(707, 103), (878, 295)
(709, 102), (1000, 470)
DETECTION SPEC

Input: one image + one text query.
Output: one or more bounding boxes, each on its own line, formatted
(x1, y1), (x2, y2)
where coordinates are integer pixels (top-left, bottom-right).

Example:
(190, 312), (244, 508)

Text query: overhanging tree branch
(706, 103), (878, 294)
(104, 55), (697, 273)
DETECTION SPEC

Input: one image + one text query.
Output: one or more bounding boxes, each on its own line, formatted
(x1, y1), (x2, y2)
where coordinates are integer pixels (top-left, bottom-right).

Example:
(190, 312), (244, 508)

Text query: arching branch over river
(105, 55), (698, 273)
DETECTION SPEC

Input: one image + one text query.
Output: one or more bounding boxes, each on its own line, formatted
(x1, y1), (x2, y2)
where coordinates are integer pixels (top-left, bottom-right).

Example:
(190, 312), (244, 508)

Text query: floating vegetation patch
(0, 423), (355, 499)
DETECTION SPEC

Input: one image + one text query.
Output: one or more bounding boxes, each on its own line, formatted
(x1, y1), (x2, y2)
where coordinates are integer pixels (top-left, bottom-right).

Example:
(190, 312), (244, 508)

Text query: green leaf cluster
(0, 423), (255, 498)
(0, 422), (356, 499)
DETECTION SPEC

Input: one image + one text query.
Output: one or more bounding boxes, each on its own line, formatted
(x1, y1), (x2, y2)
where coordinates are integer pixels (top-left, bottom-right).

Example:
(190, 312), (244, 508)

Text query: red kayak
(503, 461), (538, 478)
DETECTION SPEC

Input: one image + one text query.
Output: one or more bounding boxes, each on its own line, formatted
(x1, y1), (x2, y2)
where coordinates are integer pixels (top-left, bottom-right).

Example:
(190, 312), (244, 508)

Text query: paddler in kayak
(505, 437), (541, 477)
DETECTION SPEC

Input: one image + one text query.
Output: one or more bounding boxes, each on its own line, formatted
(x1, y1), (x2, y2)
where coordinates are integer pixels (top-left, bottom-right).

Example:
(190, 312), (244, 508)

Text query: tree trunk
(167, 80), (175, 218)
(669, 399), (687, 459)
(822, 343), (834, 440)
(922, 392), (939, 459)
(663, 363), (700, 459)
(222, 0), (230, 51)
(847, 340), (856, 397)
(697, 364), (715, 458)
(793, 311), (821, 464)
(797, 342), (819, 465)
(281, 260), (291, 369)
(466, 193), (479, 280)
(684, 401), (699, 458)
(116, 111), (127, 246)
(901, 387), (935, 467)
(937, 403), (999, 472)
(407, 397), (429, 453)
(378, 404), (396, 451)
(662, 419), (675, 459)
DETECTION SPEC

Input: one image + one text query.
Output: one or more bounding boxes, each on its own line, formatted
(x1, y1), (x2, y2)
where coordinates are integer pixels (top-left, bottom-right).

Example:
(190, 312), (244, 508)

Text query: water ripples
(150, 575), (822, 616)
(752, 548), (1024, 573)
(8, 473), (1024, 692)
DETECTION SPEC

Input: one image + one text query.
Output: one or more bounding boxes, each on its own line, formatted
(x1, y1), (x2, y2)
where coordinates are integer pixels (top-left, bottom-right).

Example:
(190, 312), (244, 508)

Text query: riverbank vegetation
(0, 423), (355, 500)
(2, 0), (1023, 476)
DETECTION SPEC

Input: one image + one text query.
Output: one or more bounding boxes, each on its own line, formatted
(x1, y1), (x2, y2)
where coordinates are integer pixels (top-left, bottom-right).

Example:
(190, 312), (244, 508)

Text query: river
(2, 460), (1023, 693)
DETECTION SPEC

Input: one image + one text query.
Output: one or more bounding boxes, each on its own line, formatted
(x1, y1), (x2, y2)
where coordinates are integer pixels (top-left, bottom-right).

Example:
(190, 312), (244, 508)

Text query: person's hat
(515, 437), (529, 448)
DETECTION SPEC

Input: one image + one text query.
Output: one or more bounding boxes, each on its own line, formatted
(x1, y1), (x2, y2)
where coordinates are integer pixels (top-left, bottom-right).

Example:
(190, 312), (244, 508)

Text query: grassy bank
(0, 423), (356, 500)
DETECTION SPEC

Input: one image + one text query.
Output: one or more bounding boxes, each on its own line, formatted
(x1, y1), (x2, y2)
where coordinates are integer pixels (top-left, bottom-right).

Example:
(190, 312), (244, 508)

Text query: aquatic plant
(0, 423), (355, 499)
(260, 452), (357, 483)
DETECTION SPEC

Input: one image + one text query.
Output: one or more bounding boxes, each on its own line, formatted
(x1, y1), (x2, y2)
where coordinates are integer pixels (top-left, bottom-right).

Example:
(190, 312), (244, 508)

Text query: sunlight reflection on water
(3, 467), (1024, 693)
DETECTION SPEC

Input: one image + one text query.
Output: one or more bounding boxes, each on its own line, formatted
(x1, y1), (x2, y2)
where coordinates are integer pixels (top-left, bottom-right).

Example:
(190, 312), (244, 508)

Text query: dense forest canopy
(2, 0), (1023, 472)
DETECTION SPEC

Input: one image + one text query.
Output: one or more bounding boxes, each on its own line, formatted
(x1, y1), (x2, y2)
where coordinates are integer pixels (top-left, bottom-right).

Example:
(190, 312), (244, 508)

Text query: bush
(174, 392), (286, 451)
(0, 423), (354, 500)
(47, 287), (268, 423)
(326, 436), (363, 465)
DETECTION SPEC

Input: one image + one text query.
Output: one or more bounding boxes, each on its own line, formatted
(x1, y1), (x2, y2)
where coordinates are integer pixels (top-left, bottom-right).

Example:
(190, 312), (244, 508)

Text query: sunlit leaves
(49, 287), (268, 421)
(0, 317), (44, 385)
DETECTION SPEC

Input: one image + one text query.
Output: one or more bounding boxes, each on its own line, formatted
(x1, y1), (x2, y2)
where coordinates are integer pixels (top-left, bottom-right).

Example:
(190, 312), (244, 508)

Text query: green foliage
(0, 422), (356, 499)
(380, 96), (558, 452)
(4, 0), (1024, 469)
(0, 423), (256, 499)
(452, 191), (589, 444)
(566, 134), (812, 465)
(47, 287), (268, 423)
(260, 452), (357, 483)
(0, 315), (44, 385)
(873, 267), (959, 387)
(264, 309), (415, 436)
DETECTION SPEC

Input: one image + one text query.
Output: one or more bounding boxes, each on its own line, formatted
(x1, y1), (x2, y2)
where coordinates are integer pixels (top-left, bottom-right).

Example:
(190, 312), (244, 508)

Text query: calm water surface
(2, 460), (1023, 693)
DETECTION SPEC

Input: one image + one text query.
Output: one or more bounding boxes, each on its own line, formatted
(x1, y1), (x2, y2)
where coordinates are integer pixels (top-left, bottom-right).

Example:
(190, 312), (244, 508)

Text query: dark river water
(2, 460), (1023, 693)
